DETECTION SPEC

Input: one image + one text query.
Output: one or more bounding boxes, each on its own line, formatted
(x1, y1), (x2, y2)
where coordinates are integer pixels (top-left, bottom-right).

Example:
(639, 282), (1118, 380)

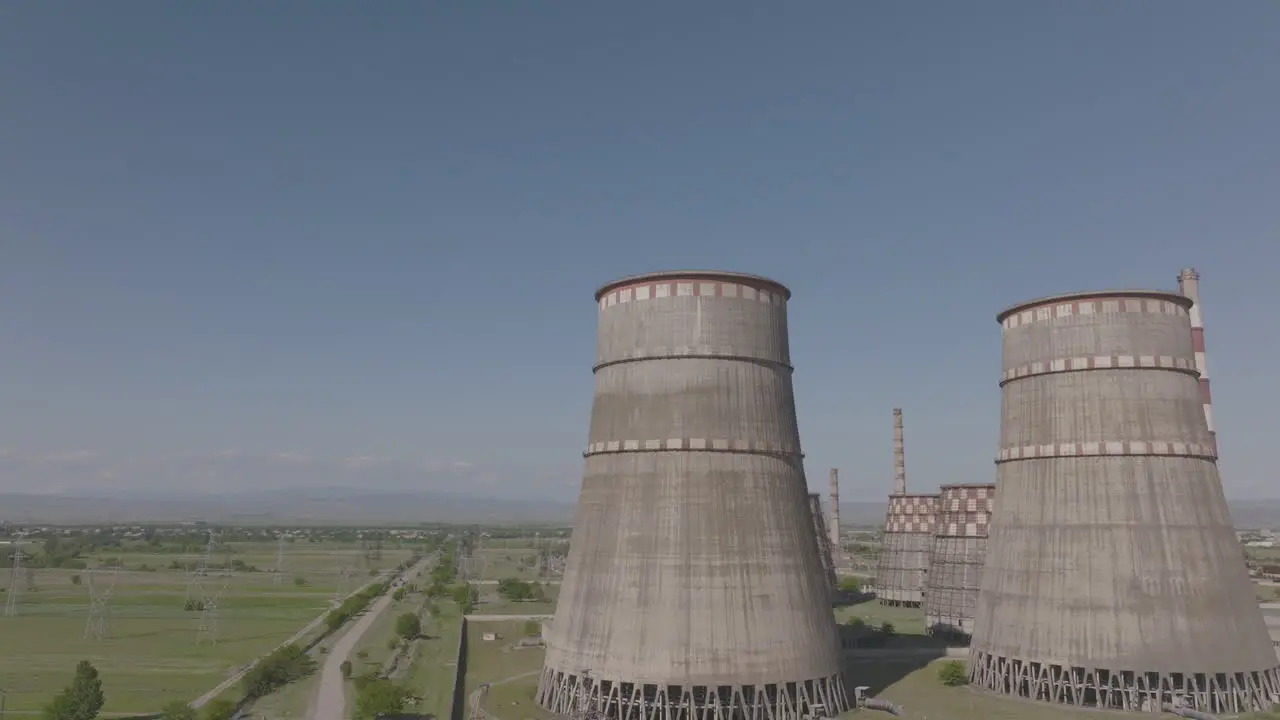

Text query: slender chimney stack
(892, 408), (907, 495)
(1178, 268), (1215, 445)
(828, 468), (840, 551)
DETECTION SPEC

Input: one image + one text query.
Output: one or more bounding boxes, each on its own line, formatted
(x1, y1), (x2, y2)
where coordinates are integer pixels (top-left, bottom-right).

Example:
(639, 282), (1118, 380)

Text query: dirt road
(307, 557), (431, 720)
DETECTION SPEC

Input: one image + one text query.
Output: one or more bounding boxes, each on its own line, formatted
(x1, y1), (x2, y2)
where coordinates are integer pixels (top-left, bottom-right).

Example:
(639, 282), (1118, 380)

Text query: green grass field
(0, 541), (412, 713)
(475, 548), (541, 581)
(835, 597), (937, 640)
(843, 658), (1141, 720)
(463, 619), (552, 720)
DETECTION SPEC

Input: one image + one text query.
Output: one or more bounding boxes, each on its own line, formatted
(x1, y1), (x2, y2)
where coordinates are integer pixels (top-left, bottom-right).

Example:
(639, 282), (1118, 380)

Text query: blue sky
(1, 2), (1277, 500)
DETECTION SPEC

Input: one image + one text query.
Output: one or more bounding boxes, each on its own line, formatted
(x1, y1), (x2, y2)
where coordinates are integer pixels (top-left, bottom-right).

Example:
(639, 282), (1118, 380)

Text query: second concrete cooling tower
(538, 271), (849, 720)
(970, 289), (1280, 714)
(924, 483), (994, 640)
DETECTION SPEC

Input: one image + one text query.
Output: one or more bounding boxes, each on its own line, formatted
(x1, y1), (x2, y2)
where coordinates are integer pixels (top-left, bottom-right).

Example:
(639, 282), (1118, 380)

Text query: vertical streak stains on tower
(828, 468), (841, 564)
(873, 493), (938, 606)
(970, 289), (1280, 713)
(539, 270), (849, 720)
(874, 408), (937, 607)
(808, 493), (839, 600)
(924, 483), (994, 639)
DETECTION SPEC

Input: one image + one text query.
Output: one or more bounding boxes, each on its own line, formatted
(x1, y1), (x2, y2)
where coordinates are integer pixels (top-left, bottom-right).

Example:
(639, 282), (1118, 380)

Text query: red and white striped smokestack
(828, 468), (840, 550)
(1178, 268), (1215, 444)
(892, 408), (907, 495)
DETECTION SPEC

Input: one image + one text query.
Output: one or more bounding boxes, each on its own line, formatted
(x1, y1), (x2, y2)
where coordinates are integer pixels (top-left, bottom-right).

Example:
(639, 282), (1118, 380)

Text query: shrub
(395, 612), (422, 640)
(241, 644), (317, 698)
(202, 698), (237, 720)
(354, 678), (409, 719)
(937, 660), (968, 686)
(160, 700), (198, 720)
(340, 660), (353, 680)
(880, 622), (896, 636)
(70, 574), (82, 586)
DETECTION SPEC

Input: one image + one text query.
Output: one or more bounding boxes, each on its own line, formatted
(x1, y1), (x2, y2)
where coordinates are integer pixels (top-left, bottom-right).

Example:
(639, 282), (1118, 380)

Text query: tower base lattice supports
(536, 667), (850, 720)
(969, 650), (1280, 714)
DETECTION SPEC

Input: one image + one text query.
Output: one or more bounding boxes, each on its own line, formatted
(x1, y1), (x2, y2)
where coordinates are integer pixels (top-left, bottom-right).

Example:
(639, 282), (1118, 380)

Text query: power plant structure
(923, 483), (994, 640)
(827, 468), (841, 569)
(807, 493), (839, 600)
(538, 270), (849, 720)
(1177, 268), (1215, 444)
(969, 285), (1280, 713)
(873, 408), (938, 606)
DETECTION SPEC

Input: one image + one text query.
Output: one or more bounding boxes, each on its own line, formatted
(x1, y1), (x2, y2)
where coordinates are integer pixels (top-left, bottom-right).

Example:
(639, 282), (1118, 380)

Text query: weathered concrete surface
(970, 290), (1280, 713)
(809, 493), (839, 598)
(539, 271), (847, 719)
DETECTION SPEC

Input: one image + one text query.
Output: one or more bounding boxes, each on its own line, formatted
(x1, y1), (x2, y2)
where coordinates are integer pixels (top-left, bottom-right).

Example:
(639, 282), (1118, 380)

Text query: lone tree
(43, 660), (106, 720)
(395, 612), (422, 641)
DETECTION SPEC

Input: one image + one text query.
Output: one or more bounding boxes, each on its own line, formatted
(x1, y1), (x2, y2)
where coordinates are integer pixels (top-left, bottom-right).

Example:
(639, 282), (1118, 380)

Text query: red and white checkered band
(996, 440), (1217, 463)
(886, 519), (935, 534)
(887, 494), (939, 514)
(1001, 296), (1187, 330)
(936, 509), (990, 538)
(1001, 354), (1197, 384)
(939, 484), (994, 502)
(938, 520), (990, 538)
(599, 280), (786, 311)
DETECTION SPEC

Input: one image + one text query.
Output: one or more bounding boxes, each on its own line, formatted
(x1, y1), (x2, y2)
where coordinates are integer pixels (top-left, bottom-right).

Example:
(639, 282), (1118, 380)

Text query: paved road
(307, 557), (432, 720)
(189, 573), (397, 710)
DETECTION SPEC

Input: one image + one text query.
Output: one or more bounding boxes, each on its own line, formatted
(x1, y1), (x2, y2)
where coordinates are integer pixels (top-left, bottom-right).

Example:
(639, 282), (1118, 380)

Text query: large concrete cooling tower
(970, 289), (1280, 714)
(808, 493), (839, 599)
(538, 271), (849, 720)
(873, 408), (938, 606)
(924, 483), (994, 640)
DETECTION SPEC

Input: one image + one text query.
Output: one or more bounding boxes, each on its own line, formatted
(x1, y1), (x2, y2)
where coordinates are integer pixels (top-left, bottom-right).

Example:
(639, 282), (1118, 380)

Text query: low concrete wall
(448, 616), (470, 720)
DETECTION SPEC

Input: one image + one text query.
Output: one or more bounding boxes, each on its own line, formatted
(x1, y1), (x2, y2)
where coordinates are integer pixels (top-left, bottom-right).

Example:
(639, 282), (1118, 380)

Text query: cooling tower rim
(996, 289), (1192, 324)
(595, 270), (792, 301)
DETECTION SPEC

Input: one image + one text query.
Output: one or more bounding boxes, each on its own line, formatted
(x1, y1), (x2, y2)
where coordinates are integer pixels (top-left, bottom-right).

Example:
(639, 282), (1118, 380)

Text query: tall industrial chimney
(539, 270), (849, 720)
(1178, 268), (1215, 445)
(873, 407), (936, 607)
(971, 289), (1279, 713)
(828, 468), (840, 552)
(892, 408), (906, 495)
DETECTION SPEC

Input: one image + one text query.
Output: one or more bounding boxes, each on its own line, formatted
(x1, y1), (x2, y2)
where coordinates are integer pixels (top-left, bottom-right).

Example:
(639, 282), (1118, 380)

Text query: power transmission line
(4, 541), (27, 617)
(84, 564), (121, 641)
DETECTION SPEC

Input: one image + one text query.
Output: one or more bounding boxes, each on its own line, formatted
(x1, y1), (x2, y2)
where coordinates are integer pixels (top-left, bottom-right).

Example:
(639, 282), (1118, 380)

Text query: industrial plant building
(968, 279), (1280, 713)
(873, 409), (938, 606)
(538, 271), (849, 720)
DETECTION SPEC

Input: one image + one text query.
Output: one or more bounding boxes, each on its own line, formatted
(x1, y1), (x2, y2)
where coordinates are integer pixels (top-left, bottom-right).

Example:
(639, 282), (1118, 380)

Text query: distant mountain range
(2, 489), (1279, 529)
